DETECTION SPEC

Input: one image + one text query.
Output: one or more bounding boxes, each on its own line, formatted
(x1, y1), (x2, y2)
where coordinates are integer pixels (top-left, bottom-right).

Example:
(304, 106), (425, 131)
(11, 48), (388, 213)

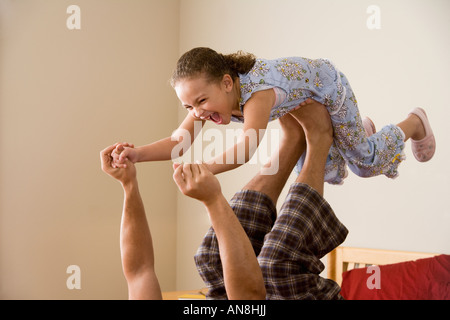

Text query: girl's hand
(111, 142), (136, 168)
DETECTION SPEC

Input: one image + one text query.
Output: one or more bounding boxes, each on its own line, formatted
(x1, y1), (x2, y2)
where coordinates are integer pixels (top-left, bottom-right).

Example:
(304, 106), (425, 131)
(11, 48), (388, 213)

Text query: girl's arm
(205, 89), (275, 175)
(117, 114), (205, 165)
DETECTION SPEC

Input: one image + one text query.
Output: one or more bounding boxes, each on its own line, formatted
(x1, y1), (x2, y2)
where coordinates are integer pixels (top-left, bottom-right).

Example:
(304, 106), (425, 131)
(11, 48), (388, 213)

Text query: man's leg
(242, 113), (306, 204)
(289, 102), (333, 195)
(258, 103), (349, 300)
(194, 114), (307, 299)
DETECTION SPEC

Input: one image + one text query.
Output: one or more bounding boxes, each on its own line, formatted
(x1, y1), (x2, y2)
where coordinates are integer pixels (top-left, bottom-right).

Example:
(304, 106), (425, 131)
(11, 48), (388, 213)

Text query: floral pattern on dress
(237, 57), (406, 184)
(239, 81), (261, 109)
(322, 59), (336, 71)
(314, 72), (324, 88)
(331, 81), (345, 113)
(250, 60), (270, 77)
(240, 81), (259, 98)
(334, 121), (365, 151)
(323, 94), (333, 108)
(321, 80), (345, 115)
(275, 59), (307, 81)
(346, 125), (405, 179)
(287, 88), (305, 102)
(348, 92), (358, 106)
(303, 58), (324, 69)
(269, 106), (293, 121)
(324, 146), (348, 184)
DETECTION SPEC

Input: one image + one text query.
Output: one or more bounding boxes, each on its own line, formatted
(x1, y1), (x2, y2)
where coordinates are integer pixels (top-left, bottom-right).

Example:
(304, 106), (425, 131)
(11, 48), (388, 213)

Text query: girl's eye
(199, 99), (206, 104)
(185, 106), (193, 110)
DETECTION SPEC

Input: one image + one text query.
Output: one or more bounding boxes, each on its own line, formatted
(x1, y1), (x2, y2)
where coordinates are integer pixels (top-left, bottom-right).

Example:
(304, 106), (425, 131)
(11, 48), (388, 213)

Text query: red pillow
(340, 255), (450, 300)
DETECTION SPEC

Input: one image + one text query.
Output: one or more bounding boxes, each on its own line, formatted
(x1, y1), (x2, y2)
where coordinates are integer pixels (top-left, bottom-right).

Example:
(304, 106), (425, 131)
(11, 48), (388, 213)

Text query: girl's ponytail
(221, 51), (256, 78)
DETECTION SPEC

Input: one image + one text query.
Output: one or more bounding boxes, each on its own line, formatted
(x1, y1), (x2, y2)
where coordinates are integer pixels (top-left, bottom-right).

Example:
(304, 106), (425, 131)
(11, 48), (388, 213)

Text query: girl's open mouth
(209, 112), (223, 125)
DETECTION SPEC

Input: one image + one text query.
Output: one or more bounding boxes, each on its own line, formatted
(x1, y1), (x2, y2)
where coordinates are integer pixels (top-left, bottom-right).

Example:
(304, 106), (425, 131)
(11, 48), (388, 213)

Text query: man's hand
(172, 162), (222, 206)
(100, 143), (137, 186)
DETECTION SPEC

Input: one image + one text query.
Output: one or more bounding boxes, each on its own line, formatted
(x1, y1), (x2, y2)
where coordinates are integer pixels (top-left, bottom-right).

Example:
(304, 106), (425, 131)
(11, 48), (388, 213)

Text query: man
(101, 100), (348, 300)
(187, 101), (348, 299)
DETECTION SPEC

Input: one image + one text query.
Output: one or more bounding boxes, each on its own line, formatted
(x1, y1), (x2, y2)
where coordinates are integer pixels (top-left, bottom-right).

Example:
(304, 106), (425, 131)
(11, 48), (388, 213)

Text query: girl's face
(174, 74), (237, 125)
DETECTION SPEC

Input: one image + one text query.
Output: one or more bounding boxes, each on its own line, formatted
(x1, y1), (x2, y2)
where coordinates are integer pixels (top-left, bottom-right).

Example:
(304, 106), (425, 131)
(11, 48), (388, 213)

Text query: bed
(162, 246), (449, 300)
(327, 246), (450, 300)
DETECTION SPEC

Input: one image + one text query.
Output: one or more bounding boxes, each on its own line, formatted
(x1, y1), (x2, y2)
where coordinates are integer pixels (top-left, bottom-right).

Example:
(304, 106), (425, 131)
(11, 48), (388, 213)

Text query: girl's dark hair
(170, 47), (256, 87)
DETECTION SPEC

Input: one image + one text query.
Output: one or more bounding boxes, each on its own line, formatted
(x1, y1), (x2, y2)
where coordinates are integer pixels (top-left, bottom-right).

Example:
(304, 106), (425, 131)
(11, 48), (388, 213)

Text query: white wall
(0, 0), (180, 299)
(176, 0), (450, 290)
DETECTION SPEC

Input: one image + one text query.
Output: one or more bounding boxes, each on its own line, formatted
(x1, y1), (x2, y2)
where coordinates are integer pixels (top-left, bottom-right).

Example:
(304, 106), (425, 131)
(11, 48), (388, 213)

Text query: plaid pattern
(194, 190), (277, 300)
(195, 183), (348, 300)
(258, 183), (348, 299)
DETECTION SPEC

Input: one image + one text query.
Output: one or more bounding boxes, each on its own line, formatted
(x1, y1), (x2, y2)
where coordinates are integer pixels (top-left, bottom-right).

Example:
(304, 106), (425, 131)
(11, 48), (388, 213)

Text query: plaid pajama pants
(194, 183), (349, 300)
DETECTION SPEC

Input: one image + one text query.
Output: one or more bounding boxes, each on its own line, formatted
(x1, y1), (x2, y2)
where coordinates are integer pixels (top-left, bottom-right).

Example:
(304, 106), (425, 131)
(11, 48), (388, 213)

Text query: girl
(112, 47), (435, 184)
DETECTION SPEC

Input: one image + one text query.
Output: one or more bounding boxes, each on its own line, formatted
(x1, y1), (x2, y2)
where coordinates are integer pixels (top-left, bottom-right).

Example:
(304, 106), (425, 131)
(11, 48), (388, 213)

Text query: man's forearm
(120, 181), (154, 279)
(204, 195), (266, 299)
(120, 180), (162, 299)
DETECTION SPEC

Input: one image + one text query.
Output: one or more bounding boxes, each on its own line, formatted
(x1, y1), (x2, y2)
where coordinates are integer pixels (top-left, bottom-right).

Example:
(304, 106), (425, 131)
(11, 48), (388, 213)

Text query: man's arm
(203, 194), (266, 300)
(100, 144), (162, 300)
(120, 178), (162, 300)
(173, 163), (266, 299)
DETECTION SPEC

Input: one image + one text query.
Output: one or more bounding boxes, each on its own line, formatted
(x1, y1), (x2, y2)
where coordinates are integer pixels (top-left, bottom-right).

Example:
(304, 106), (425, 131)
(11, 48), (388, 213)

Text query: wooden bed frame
(327, 246), (438, 286)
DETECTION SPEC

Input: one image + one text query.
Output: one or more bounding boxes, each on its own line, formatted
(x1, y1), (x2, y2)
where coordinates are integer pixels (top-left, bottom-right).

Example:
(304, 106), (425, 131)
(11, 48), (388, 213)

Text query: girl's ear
(222, 74), (234, 92)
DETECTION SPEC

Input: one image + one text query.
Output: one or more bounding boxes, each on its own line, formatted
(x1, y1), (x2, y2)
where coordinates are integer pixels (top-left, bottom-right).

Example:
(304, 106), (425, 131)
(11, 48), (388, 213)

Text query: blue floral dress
(232, 57), (405, 184)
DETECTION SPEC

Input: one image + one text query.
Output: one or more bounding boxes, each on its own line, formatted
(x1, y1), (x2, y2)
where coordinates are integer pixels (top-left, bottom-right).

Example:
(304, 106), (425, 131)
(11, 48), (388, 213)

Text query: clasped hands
(104, 142), (222, 205)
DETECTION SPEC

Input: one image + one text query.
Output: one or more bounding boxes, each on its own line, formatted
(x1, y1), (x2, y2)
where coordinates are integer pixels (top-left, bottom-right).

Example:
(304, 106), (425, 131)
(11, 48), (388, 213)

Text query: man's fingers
(173, 164), (186, 189)
(101, 143), (118, 160)
(100, 144), (120, 172)
(197, 162), (211, 176)
(182, 163), (192, 178)
(191, 162), (201, 177)
(173, 162), (181, 171)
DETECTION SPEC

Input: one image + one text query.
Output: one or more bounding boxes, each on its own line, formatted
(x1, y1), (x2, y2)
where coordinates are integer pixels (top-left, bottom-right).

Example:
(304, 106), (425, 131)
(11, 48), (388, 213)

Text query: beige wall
(1, 0), (449, 299)
(176, 0), (450, 290)
(0, 0), (179, 299)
